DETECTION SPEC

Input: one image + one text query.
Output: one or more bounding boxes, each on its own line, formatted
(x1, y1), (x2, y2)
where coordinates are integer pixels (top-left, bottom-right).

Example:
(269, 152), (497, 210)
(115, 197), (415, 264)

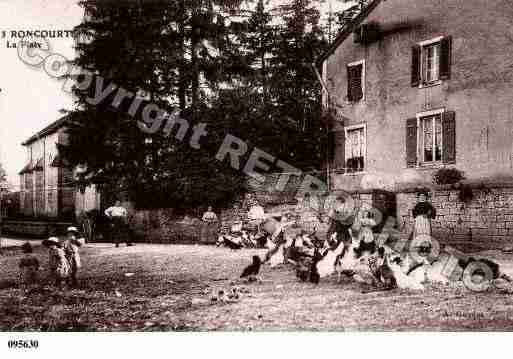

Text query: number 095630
(7, 340), (39, 349)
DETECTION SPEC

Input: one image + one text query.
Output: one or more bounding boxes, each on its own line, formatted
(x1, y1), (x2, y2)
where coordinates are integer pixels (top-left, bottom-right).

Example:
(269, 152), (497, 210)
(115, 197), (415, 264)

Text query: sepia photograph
(1, 0), (513, 342)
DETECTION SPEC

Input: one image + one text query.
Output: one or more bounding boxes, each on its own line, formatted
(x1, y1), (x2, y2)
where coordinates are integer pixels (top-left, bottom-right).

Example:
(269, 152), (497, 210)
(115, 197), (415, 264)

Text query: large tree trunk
(191, 29), (200, 110)
(178, 0), (187, 111)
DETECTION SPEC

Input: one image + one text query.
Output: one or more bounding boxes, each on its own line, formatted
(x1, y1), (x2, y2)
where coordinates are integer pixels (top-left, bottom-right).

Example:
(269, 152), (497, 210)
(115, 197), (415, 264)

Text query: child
(62, 226), (84, 287)
(353, 207), (377, 258)
(42, 237), (70, 288)
(18, 242), (40, 286)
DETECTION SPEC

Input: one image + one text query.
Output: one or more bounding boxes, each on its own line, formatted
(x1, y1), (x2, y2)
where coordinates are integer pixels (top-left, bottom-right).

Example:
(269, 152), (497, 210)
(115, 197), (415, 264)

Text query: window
(419, 114), (442, 163)
(412, 36), (452, 87)
(422, 42), (440, 84)
(347, 60), (364, 102)
(405, 110), (456, 168)
(344, 124), (366, 173)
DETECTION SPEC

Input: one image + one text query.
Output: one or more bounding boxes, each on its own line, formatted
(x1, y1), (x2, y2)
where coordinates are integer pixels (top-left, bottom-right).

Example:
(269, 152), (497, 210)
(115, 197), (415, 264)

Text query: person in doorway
(105, 200), (133, 247)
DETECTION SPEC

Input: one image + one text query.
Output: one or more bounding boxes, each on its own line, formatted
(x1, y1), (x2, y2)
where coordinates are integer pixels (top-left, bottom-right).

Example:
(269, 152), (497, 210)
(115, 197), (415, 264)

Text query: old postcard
(1, 0), (513, 349)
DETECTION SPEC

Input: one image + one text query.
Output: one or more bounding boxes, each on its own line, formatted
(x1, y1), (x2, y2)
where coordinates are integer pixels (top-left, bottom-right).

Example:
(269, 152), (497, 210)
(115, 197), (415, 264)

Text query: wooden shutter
(411, 45), (421, 87)
(406, 118), (418, 167)
(347, 64), (363, 102)
(347, 65), (354, 101)
(439, 36), (452, 80)
(442, 111), (456, 163)
(333, 130), (346, 172)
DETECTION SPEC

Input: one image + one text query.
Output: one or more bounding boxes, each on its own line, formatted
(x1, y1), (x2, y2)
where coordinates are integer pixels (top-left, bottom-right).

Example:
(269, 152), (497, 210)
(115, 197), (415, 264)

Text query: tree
(334, 0), (370, 29)
(63, 0), (341, 209)
(64, 0), (249, 209)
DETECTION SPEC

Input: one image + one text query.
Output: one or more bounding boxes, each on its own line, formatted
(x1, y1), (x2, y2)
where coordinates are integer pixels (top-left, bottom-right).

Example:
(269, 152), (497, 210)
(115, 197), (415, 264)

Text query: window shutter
(406, 118), (417, 167)
(439, 36), (452, 80)
(347, 65), (354, 101)
(333, 130), (345, 172)
(411, 45), (421, 87)
(347, 65), (363, 102)
(442, 111), (456, 163)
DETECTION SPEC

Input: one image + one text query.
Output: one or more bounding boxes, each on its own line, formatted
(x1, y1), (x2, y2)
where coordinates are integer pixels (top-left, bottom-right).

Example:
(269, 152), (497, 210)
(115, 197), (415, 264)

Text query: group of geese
(265, 229), (476, 291)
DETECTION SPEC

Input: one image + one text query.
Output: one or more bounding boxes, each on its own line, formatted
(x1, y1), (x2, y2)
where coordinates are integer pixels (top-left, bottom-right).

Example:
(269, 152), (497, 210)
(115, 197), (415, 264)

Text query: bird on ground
(387, 254), (425, 291)
(240, 255), (262, 280)
(375, 247), (396, 289)
(316, 240), (345, 278)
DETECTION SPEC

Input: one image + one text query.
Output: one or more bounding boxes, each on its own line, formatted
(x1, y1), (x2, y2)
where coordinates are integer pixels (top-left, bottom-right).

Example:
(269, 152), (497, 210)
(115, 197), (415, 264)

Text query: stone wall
(129, 170), (331, 243)
(2, 220), (73, 238)
(131, 208), (219, 244)
(129, 179), (397, 244)
(397, 184), (513, 251)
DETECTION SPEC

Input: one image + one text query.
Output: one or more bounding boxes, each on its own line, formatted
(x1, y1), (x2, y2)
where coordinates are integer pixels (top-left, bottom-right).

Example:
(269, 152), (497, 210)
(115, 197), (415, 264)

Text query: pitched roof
(316, 0), (384, 65)
(18, 162), (33, 175)
(21, 115), (69, 146)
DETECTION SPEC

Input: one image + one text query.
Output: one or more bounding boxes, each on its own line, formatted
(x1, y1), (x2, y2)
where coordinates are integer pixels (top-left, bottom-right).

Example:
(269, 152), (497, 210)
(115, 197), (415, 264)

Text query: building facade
(320, 0), (513, 192)
(19, 116), (100, 219)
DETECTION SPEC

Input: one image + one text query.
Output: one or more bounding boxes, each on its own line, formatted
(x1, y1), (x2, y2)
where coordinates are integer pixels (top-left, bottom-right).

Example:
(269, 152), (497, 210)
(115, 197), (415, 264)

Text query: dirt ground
(1, 242), (513, 331)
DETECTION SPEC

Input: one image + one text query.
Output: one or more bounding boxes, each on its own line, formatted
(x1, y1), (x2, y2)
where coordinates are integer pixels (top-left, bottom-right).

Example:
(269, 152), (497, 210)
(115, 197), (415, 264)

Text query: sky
(0, 0), (83, 188)
(0, 0), (351, 188)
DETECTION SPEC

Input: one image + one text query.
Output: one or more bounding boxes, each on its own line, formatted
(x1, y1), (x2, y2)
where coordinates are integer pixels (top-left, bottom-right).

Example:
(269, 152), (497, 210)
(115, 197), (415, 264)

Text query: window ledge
(416, 162), (444, 169)
(343, 171), (367, 176)
(418, 80), (442, 89)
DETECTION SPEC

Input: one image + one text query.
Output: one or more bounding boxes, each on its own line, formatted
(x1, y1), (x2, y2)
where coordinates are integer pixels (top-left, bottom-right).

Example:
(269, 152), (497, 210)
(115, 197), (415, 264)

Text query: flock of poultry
(247, 229), (504, 292)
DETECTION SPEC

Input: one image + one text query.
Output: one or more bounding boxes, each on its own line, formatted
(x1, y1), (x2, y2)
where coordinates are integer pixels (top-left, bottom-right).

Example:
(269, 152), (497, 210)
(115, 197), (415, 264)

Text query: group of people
(19, 226), (84, 289)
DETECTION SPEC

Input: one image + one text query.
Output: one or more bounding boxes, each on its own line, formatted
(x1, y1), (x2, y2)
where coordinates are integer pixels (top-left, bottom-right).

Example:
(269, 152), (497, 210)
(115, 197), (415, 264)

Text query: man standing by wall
(104, 200), (133, 247)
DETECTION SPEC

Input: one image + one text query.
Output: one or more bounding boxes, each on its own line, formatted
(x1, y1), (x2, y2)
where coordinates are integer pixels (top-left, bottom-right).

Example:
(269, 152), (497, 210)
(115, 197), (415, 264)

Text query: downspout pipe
(311, 62), (332, 191)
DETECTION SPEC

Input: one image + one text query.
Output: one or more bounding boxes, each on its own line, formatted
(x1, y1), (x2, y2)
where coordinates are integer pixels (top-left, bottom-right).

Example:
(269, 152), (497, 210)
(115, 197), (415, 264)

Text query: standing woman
(412, 190), (437, 240)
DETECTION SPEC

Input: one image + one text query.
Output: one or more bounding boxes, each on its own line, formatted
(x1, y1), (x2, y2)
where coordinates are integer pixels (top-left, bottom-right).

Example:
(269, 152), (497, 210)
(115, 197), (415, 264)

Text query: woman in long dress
(412, 190), (436, 240)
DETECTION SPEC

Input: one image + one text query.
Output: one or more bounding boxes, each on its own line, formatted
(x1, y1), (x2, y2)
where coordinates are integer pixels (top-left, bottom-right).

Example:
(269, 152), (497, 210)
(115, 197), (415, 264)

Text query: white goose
(387, 254), (425, 291)
(266, 238), (285, 268)
(316, 239), (346, 278)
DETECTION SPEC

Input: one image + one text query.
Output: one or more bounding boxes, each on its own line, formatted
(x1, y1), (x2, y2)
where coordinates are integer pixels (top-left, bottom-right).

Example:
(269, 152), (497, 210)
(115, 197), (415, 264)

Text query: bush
(458, 184), (474, 203)
(432, 168), (465, 186)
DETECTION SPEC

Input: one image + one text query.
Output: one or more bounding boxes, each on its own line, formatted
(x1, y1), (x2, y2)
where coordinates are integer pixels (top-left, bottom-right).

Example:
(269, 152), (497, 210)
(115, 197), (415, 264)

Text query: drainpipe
(43, 137), (46, 216)
(311, 62), (333, 191)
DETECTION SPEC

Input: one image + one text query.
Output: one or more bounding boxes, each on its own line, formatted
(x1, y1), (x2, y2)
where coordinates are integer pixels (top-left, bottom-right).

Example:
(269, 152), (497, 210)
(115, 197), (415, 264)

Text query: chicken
(240, 255), (262, 280)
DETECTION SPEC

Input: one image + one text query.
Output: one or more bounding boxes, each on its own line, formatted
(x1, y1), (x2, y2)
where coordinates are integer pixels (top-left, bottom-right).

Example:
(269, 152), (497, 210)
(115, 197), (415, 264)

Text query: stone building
(19, 116), (100, 219)
(318, 0), (513, 249)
